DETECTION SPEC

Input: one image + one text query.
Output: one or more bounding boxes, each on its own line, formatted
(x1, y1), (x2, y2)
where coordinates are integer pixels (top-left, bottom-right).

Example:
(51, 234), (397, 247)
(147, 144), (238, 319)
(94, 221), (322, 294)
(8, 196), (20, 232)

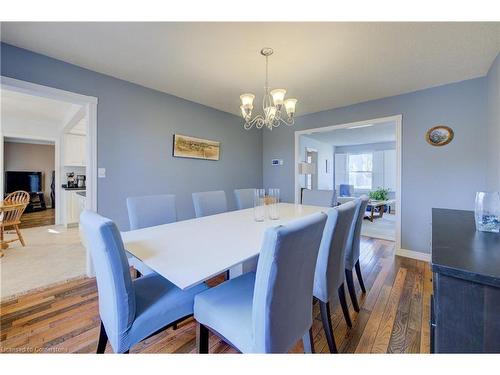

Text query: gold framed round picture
(426, 125), (454, 146)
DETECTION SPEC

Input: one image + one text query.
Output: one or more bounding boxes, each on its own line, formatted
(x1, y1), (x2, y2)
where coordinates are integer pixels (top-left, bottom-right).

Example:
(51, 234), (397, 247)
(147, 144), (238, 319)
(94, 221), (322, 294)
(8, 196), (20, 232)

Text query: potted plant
(369, 187), (390, 201)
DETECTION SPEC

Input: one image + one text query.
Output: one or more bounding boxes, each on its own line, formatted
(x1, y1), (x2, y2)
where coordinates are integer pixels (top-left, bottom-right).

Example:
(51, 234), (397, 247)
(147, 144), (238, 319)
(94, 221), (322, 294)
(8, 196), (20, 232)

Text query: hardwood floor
(19, 209), (55, 229)
(0, 237), (432, 354)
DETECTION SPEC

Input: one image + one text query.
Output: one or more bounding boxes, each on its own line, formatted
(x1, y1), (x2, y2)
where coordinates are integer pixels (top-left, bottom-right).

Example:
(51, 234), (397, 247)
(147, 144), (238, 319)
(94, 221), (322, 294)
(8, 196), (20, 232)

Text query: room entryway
(295, 115), (402, 249)
(0, 77), (97, 300)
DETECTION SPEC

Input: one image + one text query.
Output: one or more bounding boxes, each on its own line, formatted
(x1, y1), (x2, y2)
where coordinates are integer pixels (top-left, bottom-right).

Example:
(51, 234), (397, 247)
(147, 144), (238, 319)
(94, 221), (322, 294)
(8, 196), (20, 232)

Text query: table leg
(229, 256), (259, 279)
(370, 208), (374, 222)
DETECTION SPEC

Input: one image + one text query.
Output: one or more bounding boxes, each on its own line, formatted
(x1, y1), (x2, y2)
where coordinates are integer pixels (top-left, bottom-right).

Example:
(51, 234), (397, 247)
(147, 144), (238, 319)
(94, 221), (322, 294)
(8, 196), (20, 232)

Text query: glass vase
(268, 188), (280, 220)
(253, 189), (265, 222)
(474, 192), (500, 233)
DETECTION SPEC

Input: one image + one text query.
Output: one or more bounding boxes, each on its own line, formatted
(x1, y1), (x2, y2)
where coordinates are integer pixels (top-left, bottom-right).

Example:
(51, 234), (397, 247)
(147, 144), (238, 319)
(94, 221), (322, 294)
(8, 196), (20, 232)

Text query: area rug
(0, 224), (86, 300)
(361, 213), (396, 241)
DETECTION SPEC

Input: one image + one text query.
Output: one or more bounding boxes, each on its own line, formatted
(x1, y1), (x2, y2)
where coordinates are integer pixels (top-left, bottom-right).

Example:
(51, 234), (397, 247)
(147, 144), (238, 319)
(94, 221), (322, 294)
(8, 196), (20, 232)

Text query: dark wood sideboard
(431, 208), (500, 353)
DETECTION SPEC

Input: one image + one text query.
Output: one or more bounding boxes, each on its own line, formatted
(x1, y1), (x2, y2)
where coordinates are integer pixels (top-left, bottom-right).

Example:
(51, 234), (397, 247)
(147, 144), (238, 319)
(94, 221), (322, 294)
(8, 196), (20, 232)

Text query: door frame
(1, 134), (60, 216)
(294, 114), (402, 252)
(1, 76), (98, 276)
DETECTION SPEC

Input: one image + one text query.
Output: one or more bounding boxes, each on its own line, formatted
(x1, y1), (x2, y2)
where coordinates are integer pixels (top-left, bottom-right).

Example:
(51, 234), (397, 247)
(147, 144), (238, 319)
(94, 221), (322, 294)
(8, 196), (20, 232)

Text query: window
(348, 153), (373, 189)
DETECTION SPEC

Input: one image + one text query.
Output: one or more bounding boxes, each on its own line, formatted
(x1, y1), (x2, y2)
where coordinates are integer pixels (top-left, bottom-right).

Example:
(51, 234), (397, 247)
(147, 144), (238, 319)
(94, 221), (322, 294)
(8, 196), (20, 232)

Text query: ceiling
(1, 89), (80, 130)
(1, 22), (499, 116)
(303, 121), (396, 146)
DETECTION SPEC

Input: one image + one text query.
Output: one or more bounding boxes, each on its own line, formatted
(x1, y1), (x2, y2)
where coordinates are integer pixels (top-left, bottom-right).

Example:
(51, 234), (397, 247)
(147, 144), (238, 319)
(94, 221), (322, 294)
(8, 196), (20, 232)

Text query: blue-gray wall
(1, 43), (263, 229)
(263, 78), (488, 254)
(487, 53), (500, 191)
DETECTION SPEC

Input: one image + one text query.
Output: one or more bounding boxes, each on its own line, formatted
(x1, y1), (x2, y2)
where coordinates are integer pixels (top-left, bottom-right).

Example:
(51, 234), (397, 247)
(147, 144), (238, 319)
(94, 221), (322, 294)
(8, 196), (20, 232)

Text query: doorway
(3, 138), (56, 228)
(294, 115), (402, 251)
(0, 77), (98, 300)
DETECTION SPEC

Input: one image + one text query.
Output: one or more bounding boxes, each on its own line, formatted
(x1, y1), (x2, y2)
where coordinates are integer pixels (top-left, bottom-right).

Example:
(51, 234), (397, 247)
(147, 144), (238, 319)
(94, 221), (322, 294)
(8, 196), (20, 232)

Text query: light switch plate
(98, 168), (106, 178)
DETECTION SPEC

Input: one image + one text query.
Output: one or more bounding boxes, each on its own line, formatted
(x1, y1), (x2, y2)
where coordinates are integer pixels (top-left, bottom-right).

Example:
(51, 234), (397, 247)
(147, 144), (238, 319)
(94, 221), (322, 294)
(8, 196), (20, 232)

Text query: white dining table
(121, 203), (329, 290)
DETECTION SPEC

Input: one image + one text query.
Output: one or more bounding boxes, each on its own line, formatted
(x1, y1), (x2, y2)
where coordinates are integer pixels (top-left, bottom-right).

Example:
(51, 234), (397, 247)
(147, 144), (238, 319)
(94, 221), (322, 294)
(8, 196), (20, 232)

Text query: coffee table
(364, 199), (395, 222)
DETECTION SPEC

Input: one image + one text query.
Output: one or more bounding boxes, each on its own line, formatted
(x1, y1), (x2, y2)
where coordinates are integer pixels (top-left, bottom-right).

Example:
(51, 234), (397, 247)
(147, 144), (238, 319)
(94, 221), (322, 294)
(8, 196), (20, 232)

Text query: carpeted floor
(361, 213), (396, 241)
(0, 224), (86, 300)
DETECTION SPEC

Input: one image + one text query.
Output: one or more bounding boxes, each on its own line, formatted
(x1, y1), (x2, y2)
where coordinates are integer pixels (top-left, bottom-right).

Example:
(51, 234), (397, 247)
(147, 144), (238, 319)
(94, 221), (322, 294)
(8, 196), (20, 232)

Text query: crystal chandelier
(240, 48), (297, 130)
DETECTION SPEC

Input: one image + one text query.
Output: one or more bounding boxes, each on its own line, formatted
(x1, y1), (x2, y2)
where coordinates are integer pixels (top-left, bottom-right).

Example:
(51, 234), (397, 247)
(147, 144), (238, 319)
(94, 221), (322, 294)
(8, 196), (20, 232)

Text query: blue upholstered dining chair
(125, 194), (177, 277)
(313, 201), (357, 353)
(234, 188), (255, 210)
(126, 194), (177, 230)
(194, 212), (327, 353)
(80, 210), (207, 354)
(344, 195), (370, 312)
(301, 189), (335, 207)
(192, 190), (228, 218)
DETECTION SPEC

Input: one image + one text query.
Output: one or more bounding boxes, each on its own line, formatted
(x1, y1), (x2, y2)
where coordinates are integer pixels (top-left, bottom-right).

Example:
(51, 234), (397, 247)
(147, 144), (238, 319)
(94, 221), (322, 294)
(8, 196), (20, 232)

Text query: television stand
(26, 192), (47, 213)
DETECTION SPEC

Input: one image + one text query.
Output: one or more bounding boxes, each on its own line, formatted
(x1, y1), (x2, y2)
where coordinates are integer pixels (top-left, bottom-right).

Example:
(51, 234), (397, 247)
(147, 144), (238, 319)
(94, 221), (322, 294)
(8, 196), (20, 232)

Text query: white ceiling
(303, 121), (396, 146)
(1, 22), (499, 116)
(1, 89), (80, 132)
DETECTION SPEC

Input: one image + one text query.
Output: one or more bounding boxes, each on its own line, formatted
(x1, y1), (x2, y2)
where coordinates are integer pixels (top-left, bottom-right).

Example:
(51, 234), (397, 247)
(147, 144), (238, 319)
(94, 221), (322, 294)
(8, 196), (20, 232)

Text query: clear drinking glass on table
(254, 189), (265, 222)
(268, 188), (280, 220)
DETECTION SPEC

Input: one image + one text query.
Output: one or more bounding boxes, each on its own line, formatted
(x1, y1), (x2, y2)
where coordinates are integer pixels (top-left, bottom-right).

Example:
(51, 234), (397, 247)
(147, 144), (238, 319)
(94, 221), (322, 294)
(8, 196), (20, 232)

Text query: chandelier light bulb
(240, 93), (255, 107)
(284, 98), (297, 117)
(265, 106), (277, 122)
(240, 105), (251, 119)
(270, 89), (287, 106)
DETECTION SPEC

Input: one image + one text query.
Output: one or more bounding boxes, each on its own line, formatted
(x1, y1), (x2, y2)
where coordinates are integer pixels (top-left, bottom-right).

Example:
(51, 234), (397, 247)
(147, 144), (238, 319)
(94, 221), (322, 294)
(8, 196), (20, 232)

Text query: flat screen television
(4, 171), (42, 194)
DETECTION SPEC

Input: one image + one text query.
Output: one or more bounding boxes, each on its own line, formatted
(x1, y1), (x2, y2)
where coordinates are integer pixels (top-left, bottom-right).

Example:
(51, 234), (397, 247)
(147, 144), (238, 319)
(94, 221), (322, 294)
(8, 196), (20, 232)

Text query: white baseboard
(396, 248), (431, 262)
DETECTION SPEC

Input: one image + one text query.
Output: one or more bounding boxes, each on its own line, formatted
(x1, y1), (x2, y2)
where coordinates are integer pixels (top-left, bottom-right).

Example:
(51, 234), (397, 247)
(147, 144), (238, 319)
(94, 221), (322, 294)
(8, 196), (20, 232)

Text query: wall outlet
(98, 168), (106, 178)
(272, 159), (284, 166)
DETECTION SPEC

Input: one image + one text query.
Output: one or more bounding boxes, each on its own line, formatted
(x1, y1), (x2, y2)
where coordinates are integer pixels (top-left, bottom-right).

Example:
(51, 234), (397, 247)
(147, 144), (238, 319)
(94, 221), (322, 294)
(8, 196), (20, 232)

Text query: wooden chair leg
(319, 301), (338, 353)
(302, 327), (315, 354)
(1, 225), (7, 250)
(355, 260), (366, 293)
(97, 321), (108, 354)
(196, 322), (209, 353)
(345, 269), (360, 312)
(338, 283), (352, 328)
(14, 225), (26, 246)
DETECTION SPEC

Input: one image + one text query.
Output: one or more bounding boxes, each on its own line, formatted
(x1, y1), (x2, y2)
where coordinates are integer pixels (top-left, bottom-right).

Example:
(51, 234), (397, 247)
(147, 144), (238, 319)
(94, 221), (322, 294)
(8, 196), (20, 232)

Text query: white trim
(3, 137), (55, 146)
(1, 76), (98, 105)
(62, 105), (86, 134)
(396, 248), (431, 262)
(1, 76), (98, 277)
(294, 114), (403, 252)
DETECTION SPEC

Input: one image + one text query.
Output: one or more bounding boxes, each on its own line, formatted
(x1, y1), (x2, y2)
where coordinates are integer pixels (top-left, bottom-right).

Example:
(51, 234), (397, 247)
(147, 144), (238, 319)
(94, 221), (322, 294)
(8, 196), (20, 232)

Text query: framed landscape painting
(173, 134), (220, 161)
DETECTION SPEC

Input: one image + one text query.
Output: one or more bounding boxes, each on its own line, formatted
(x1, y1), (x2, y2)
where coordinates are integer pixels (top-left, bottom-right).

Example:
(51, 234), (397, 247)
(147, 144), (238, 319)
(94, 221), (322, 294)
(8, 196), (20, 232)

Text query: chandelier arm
(244, 114), (266, 130)
(274, 112), (294, 127)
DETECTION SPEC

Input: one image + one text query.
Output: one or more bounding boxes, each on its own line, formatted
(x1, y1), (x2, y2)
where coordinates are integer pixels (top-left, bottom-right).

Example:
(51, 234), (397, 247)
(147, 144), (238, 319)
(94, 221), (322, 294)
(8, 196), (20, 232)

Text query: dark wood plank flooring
(0, 237), (431, 354)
